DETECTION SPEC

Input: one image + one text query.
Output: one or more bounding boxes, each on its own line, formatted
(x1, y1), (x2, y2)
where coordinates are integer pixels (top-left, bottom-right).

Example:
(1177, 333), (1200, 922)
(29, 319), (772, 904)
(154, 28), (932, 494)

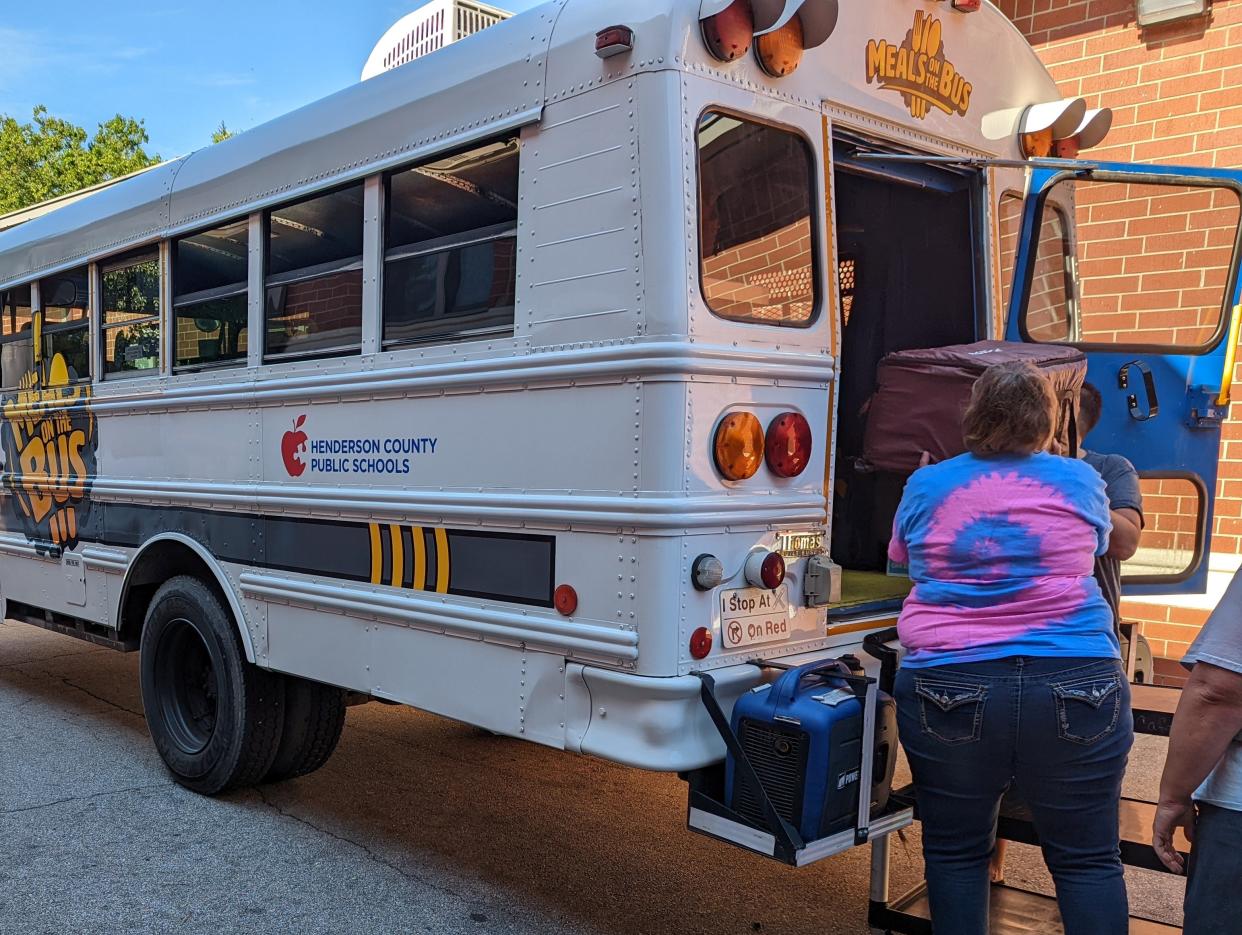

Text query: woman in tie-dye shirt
(890, 362), (1133, 935)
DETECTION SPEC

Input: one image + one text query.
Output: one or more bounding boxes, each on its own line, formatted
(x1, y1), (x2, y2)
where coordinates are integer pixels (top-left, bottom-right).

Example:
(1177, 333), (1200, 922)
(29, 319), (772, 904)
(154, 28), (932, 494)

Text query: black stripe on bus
(53, 503), (554, 607)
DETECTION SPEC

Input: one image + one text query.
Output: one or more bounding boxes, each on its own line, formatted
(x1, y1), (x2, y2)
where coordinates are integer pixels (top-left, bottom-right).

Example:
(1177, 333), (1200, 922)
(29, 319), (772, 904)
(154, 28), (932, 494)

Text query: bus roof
(0, 0), (1061, 292)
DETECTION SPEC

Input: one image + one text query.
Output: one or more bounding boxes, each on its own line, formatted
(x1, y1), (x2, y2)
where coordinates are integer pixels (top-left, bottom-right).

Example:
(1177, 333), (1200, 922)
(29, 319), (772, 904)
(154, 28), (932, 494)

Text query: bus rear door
(1004, 161), (1242, 597)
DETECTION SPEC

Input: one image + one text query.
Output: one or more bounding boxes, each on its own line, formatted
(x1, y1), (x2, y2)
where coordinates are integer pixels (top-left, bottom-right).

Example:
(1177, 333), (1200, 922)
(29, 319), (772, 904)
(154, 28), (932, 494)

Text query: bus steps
(869, 681), (1187, 934)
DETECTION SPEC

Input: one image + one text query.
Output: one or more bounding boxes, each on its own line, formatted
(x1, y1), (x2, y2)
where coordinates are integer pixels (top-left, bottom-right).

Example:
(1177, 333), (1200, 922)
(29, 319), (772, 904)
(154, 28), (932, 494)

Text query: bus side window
(40, 267), (91, 381)
(173, 219), (249, 372)
(101, 250), (162, 377)
(265, 185), (365, 361)
(0, 284), (35, 389)
(382, 136), (518, 348)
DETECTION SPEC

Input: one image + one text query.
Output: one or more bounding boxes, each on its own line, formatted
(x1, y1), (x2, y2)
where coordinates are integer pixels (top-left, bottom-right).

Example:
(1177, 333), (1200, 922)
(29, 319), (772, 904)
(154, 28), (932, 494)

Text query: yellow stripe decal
(388, 525), (404, 589)
(412, 525), (427, 591)
(368, 523), (382, 585)
(434, 527), (450, 593)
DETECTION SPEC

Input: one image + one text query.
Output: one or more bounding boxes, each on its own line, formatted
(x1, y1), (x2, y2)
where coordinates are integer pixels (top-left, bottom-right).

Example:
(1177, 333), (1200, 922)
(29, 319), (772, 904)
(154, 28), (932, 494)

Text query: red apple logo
(282, 415), (308, 477)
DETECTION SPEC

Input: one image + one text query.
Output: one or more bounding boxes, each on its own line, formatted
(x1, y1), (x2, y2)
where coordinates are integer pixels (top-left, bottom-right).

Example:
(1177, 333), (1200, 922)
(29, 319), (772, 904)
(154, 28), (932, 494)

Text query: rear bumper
(565, 648), (847, 772)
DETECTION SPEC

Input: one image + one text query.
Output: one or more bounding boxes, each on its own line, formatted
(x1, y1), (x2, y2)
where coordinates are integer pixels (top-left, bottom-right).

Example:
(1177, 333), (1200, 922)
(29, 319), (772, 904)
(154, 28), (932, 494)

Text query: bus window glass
(265, 185), (364, 360)
(697, 112), (817, 327)
(174, 220), (249, 371)
(1024, 205), (1073, 342)
(102, 251), (161, 376)
(39, 267), (90, 380)
(383, 138), (518, 347)
(0, 284), (34, 389)
(1025, 179), (1242, 349)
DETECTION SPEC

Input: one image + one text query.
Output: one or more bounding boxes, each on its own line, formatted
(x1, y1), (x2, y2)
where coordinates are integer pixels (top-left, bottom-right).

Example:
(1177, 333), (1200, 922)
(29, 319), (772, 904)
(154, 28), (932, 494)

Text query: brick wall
(996, 0), (1242, 669)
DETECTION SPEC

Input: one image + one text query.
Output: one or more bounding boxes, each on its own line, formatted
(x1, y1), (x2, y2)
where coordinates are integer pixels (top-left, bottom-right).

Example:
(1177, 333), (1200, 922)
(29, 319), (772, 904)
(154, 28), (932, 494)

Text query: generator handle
(863, 627), (901, 696)
(769, 658), (855, 706)
(694, 672), (805, 856)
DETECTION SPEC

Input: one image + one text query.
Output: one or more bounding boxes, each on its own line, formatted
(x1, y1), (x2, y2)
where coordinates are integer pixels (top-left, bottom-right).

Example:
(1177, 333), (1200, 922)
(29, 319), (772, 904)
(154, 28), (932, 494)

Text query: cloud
(0, 28), (45, 92)
(193, 73), (257, 89)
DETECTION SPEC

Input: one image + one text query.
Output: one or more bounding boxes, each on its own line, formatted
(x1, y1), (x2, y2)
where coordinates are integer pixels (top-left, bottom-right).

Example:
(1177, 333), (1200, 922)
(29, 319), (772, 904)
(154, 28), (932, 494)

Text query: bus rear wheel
(140, 576), (284, 795)
(264, 676), (347, 783)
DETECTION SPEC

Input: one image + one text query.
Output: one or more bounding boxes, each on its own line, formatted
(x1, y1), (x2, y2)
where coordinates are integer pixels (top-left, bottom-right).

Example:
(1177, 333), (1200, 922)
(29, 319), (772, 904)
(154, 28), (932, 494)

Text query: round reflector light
(692, 554), (725, 591)
(755, 15), (804, 77)
(702, 0), (754, 62)
(744, 550), (786, 590)
(766, 412), (813, 478)
(714, 411), (764, 481)
(554, 584), (578, 616)
(690, 626), (714, 660)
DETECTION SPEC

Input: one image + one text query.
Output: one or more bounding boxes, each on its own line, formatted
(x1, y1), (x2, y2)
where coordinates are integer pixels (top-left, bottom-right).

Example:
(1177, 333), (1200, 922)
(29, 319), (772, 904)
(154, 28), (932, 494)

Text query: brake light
(755, 15), (803, 77)
(745, 550), (786, 590)
(765, 412), (812, 478)
(690, 627), (714, 659)
(951, 0), (982, 11)
(701, 0), (754, 62)
(714, 412), (765, 481)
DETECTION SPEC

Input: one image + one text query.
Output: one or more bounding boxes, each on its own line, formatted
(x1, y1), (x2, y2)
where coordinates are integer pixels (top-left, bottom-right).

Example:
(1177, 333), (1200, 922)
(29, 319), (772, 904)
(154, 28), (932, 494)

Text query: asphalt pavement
(1, 619), (1183, 934)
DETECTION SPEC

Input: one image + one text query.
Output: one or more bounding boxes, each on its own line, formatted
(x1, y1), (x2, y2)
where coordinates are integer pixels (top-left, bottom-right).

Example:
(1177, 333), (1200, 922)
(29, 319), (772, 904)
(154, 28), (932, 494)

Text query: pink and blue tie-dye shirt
(890, 452), (1119, 668)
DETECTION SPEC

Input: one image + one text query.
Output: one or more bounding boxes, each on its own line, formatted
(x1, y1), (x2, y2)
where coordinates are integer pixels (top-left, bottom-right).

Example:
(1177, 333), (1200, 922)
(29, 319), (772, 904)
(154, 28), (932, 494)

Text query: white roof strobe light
(1019, 97), (1087, 159)
(751, 0), (839, 49)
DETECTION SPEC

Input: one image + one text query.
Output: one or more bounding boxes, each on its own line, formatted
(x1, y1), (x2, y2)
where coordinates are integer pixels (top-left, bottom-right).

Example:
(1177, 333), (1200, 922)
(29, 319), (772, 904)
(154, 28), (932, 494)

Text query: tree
(0, 106), (160, 216)
(211, 121), (234, 144)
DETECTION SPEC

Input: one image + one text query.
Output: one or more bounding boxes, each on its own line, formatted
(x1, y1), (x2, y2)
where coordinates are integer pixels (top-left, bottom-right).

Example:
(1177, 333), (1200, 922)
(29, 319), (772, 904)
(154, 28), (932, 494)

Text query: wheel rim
(154, 617), (220, 755)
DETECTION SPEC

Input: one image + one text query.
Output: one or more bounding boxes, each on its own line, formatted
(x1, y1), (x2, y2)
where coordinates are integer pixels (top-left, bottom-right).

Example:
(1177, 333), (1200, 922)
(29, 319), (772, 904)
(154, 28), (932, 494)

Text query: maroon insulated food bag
(861, 340), (1087, 475)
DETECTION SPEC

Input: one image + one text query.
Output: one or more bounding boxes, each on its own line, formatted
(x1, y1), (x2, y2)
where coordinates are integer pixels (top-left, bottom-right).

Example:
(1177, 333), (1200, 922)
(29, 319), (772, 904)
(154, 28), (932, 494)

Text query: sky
(0, 0), (545, 159)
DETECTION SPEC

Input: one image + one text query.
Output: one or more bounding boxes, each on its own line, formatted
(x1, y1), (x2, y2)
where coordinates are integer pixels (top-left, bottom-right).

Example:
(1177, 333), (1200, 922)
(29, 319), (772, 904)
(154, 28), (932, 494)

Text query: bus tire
(264, 676), (347, 783)
(139, 575), (284, 795)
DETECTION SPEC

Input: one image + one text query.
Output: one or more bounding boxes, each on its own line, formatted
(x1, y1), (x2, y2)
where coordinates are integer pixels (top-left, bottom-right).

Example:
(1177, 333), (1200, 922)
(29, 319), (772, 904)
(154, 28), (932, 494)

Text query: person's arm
(1107, 506), (1143, 561)
(1153, 661), (1242, 873)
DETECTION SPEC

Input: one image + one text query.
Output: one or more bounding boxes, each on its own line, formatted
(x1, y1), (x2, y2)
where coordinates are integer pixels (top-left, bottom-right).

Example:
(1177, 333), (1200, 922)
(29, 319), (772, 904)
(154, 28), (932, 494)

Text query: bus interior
(828, 137), (984, 617)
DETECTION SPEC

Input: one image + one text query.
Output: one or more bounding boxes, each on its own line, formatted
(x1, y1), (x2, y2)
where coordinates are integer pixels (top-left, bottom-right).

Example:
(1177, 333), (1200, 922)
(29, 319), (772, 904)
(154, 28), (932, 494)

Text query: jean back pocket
(914, 678), (987, 746)
(1051, 672), (1122, 745)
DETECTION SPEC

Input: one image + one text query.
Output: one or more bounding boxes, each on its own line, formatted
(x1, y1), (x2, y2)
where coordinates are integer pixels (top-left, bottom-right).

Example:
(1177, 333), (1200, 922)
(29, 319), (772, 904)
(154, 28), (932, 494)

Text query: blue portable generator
(724, 659), (897, 843)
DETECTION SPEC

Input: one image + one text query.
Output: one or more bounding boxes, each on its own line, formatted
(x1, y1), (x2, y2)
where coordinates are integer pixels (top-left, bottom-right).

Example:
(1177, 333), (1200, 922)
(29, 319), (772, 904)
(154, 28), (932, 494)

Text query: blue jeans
(895, 656), (1133, 935)
(1184, 802), (1242, 934)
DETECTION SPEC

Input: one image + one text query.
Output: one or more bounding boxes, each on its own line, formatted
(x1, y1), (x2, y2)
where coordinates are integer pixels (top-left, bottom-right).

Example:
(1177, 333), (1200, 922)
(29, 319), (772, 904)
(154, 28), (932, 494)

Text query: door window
(1021, 177), (1242, 350)
(1122, 475), (1206, 584)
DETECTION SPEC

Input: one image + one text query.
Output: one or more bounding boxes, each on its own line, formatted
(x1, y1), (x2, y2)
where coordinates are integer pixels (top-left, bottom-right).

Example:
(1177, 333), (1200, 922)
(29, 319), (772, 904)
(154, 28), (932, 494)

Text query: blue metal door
(1005, 162), (1242, 595)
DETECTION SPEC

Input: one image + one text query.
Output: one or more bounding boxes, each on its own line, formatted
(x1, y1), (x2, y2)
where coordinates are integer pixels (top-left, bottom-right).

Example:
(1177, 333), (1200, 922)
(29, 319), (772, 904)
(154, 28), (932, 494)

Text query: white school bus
(1, 0), (1240, 853)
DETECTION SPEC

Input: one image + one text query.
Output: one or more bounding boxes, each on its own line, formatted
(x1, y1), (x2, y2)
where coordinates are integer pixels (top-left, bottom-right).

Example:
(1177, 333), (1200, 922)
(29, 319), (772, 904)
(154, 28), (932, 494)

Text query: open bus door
(1003, 161), (1242, 598)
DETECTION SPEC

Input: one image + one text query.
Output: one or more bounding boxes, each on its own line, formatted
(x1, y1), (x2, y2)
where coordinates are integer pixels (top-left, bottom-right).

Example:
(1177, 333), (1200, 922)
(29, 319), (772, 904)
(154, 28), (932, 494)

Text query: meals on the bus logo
(0, 352), (97, 552)
(865, 12), (973, 121)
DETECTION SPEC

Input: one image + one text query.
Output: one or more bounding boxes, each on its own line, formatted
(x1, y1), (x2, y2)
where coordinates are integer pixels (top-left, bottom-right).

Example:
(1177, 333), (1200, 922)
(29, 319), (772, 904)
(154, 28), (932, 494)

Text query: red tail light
(690, 627), (714, 659)
(766, 412), (813, 477)
(701, 0), (754, 62)
(745, 550), (786, 590)
(952, 0), (982, 10)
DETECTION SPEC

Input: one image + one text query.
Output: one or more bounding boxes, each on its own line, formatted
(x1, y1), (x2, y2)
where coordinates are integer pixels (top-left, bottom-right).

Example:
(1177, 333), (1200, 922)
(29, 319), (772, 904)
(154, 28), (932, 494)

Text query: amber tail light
(714, 412), (765, 481)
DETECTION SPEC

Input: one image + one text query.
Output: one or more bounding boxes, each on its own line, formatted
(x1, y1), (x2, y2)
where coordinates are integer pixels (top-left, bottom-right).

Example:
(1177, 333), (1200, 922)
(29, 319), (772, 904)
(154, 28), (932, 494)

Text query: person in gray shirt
(1078, 383), (1145, 625)
(1154, 568), (1242, 934)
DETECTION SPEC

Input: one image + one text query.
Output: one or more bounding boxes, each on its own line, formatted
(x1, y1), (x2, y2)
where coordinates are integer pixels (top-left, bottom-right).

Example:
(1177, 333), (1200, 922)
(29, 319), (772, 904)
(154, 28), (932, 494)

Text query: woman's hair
(962, 361), (1057, 457)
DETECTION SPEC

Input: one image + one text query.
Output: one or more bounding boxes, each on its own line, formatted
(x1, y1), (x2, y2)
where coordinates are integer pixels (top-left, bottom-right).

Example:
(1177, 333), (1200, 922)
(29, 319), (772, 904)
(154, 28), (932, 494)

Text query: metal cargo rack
(683, 635), (913, 868)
